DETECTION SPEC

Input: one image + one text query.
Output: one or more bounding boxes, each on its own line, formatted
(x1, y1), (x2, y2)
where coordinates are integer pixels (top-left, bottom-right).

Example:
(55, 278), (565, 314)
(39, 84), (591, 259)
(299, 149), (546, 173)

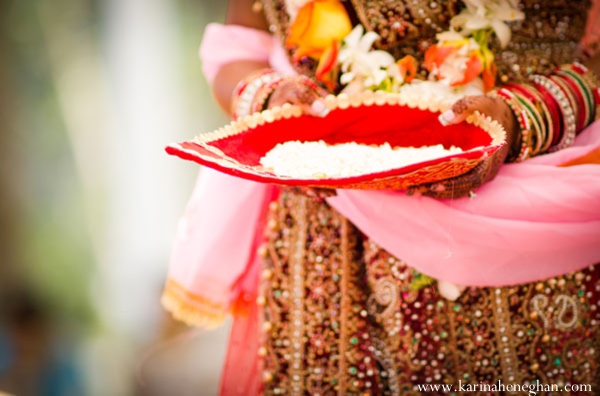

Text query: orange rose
(425, 37), (496, 91)
(286, 0), (352, 61)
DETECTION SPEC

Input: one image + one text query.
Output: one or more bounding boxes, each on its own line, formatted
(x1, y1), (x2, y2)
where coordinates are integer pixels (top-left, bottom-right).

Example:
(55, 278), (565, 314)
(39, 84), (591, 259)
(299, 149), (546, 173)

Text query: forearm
(207, 0), (271, 116)
(212, 60), (270, 116)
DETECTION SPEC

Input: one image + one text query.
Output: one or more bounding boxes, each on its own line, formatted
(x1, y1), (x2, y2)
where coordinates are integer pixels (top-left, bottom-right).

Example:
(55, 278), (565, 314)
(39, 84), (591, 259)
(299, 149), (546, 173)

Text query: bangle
(504, 83), (551, 156)
(492, 88), (533, 162)
(554, 71), (588, 131)
(519, 83), (554, 153)
(250, 78), (286, 114)
(530, 79), (563, 147)
(231, 69), (283, 120)
(529, 74), (576, 151)
(557, 63), (600, 125)
(561, 62), (600, 121)
(549, 74), (581, 129)
(511, 90), (544, 156)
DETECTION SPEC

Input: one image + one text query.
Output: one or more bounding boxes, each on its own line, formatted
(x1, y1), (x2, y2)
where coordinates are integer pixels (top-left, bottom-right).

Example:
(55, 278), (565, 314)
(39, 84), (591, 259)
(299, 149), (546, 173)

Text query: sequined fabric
(261, 0), (592, 84)
(260, 191), (600, 395)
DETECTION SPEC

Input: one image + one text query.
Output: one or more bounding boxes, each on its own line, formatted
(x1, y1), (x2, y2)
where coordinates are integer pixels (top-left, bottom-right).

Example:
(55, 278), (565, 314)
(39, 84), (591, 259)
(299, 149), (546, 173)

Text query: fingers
(267, 79), (329, 117)
(438, 96), (495, 126)
(438, 95), (515, 129)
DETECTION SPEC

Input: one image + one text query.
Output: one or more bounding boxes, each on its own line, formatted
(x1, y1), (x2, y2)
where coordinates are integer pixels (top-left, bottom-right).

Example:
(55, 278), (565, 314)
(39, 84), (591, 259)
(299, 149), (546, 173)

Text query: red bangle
(504, 83), (555, 154)
(554, 73), (587, 132)
(530, 80), (563, 147)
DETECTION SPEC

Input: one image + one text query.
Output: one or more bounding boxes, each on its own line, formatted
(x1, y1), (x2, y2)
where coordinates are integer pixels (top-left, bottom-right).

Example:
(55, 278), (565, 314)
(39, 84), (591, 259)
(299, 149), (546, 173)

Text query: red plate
(166, 95), (506, 190)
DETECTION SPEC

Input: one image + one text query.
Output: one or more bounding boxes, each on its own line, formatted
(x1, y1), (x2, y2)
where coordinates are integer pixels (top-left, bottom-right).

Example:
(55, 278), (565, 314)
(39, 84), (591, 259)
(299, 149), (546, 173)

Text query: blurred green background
(0, 0), (230, 394)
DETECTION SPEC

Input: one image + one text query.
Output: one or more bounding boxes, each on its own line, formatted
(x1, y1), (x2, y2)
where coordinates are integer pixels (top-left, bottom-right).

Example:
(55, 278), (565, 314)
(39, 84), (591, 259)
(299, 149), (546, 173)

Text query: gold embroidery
(289, 195), (307, 394)
(492, 287), (520, 383)
(260, 193), (600, 393)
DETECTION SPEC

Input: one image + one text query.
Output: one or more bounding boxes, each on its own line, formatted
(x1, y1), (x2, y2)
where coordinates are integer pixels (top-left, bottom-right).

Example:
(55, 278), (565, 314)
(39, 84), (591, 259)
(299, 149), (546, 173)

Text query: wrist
(230, 69), (283, 120)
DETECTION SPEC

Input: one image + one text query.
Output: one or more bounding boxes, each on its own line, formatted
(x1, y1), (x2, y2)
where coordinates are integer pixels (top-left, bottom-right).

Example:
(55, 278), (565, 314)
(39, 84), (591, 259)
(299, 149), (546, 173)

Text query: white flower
(338, 25), (397, 92)
(284, 0), (313, 20)
(439, 39), (481, 86)
(452, 0), (524, 48)
(399, 79), (484, 107)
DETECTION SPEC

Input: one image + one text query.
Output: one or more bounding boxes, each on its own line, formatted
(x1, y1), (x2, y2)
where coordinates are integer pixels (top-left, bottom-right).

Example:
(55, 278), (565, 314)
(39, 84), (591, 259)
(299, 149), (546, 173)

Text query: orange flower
(286, 0), (352, 61)
(397, 55), (417, 83)
(424, 44), (458, 72)
(315, 41), (340, 90)
(480, 46), (497, 91)
(424, 36), (496, 91)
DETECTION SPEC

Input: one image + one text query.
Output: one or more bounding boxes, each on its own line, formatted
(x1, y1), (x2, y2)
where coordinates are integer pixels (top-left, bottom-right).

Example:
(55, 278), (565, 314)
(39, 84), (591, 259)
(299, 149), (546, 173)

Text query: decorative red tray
(166, 93), (506, 190)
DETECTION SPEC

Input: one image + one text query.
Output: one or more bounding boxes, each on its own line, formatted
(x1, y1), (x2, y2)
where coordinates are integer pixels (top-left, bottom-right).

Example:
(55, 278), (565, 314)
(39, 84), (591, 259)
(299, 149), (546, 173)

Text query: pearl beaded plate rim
(166, 92), (506, 190)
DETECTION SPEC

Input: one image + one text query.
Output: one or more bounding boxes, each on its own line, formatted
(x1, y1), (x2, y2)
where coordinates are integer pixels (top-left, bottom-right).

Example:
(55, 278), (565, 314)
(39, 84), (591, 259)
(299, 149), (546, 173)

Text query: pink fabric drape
(165, 168), (273, 327)
(327, 122), (600, 287)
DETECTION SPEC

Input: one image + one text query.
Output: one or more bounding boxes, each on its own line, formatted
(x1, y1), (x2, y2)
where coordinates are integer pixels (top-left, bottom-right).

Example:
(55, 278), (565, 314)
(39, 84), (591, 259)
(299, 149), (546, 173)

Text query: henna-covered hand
(269, 77), (335, 199)
(267, 77), (330, 117)
(408, 95), (519, 199)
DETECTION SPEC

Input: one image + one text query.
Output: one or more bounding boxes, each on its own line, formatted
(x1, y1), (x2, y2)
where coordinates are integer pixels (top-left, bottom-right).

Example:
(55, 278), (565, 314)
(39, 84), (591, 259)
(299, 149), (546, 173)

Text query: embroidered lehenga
(162, 1), (600, 395)
(259, 191), (600, 395)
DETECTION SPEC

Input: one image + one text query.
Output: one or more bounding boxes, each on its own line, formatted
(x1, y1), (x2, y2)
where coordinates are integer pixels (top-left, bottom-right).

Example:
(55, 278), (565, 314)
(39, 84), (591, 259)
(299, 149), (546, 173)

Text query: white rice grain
(260, 140), (463, 178)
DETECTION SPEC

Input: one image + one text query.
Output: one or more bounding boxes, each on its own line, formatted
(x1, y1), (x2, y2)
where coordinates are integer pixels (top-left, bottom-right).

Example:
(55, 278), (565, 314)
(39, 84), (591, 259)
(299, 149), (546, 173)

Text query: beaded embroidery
(260, 193), (600, 394)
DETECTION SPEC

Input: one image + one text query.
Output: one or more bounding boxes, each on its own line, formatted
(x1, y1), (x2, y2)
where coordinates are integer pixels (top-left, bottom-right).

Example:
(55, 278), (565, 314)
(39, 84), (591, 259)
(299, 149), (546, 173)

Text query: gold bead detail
(542, 334), (550, 343)
(324, 94), (337, 110)
(262, 321), (273, 332)
(361, 91), (375, 106)
(530, 311), (538, 319)
(337, 93), (350, 109)
(263, 370), (274, 383)
(246, 115), (258, 129)
(262, 269), (273, 280)
(282, 103), (294, 119)
(262, 109), (275, 123)
(374, 91), (387, 106)
(386, 94), (399, 106)
(252, 1), (263, 12)
(350, 94), (363, 108)
(257, 244), (268, 257)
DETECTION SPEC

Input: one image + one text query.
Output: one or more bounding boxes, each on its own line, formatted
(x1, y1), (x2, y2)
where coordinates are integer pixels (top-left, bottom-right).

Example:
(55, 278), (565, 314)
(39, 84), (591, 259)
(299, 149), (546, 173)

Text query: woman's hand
(268, 77), (336, 198)
(408, 95), (519, 199)
(266, 77), (330, 117)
